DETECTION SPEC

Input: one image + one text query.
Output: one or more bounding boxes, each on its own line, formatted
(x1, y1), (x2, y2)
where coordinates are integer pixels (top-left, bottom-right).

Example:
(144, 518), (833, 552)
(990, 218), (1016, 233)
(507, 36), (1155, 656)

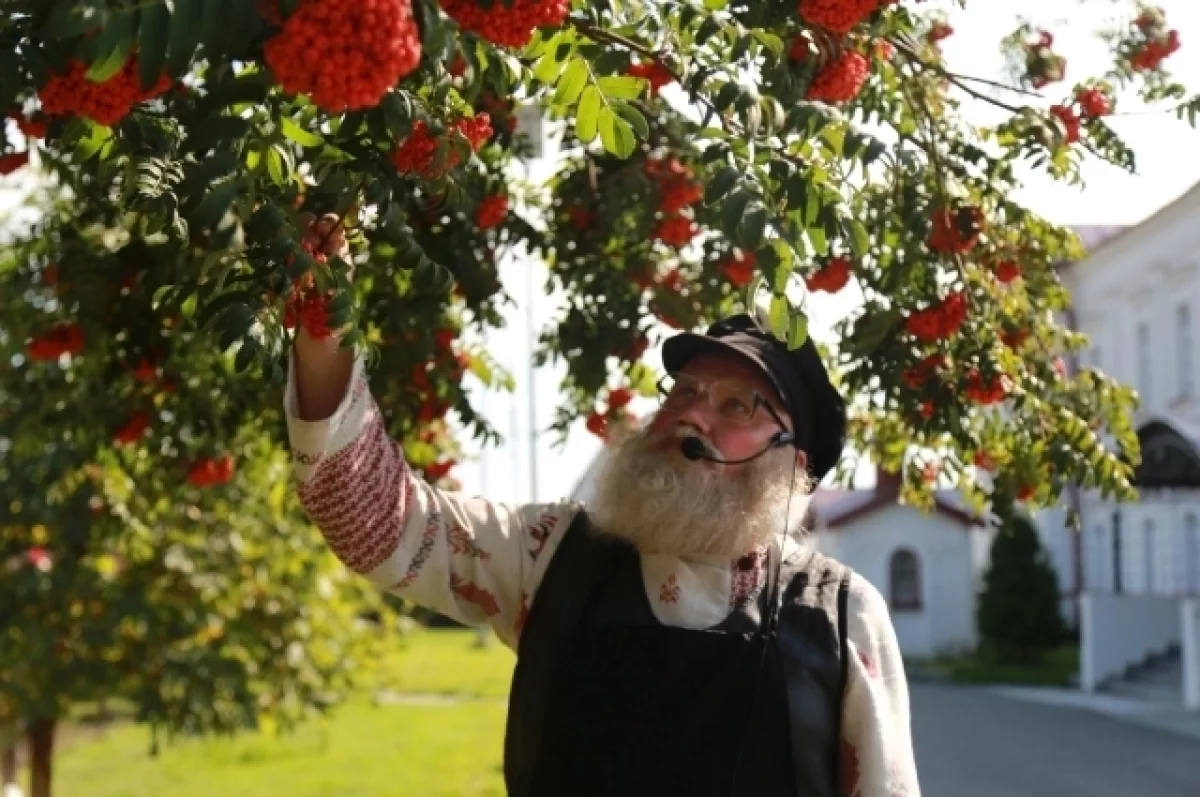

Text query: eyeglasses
(657, 372), (787, 430)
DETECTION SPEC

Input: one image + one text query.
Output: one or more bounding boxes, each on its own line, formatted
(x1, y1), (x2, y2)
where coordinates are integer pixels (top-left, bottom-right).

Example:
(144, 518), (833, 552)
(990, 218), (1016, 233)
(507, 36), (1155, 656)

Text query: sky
(2, 1), (1198, 505)
(453, 0), (1200, 506)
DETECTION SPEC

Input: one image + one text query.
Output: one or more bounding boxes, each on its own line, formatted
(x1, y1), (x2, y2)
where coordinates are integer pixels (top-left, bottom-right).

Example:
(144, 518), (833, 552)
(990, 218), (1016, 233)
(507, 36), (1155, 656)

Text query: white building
(1059, 182), (1200, 711)
(807, 471), (992, 659)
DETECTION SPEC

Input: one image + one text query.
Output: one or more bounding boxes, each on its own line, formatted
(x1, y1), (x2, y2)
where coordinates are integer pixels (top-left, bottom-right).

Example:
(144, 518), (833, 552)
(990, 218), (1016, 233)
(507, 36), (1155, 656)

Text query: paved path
(910, 683), (1200, 797)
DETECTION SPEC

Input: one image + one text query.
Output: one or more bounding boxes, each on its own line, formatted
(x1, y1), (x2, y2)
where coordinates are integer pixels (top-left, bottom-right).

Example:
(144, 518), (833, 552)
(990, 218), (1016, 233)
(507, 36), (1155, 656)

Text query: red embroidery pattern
(514, 590), (531, 638)
(659, 574), (681, 604)
(858, 648), (878, 679)
(729, 546), (769, 609)
(841, 740), (861, 797)
(298, 408), (414, 573)
(448, 523), (491, 560)
(450, 573), (501, 617)
(393, 509), (440, 590)
(527, 511), (557, 560)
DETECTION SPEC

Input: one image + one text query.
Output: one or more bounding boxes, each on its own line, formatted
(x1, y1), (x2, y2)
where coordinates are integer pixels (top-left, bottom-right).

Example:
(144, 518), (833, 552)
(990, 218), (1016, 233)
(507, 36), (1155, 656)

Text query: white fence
(1080, 592), (1181, 690)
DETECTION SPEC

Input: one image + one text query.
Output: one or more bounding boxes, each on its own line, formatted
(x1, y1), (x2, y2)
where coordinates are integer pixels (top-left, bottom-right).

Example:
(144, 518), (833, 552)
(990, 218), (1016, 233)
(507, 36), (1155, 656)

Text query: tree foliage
(977, 513), (1066, 665)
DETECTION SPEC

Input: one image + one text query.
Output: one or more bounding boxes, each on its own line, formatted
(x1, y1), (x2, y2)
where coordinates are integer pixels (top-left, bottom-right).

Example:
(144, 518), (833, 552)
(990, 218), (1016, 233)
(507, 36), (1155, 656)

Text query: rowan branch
(890, 36), (1027, 115)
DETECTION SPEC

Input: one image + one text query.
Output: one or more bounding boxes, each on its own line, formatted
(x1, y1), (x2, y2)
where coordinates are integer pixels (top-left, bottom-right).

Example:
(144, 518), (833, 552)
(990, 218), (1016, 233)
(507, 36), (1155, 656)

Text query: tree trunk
(1, 741), (17, 788)
(27, 718), (55, 797)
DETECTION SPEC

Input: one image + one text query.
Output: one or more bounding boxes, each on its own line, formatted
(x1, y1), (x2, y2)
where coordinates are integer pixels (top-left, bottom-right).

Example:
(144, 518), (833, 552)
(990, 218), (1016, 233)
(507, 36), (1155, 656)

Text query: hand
(299, 212), (352, 275)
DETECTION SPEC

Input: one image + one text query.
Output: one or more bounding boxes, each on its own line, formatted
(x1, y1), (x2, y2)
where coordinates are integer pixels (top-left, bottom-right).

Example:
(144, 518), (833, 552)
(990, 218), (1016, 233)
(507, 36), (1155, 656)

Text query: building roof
(810, 471), (981, 530)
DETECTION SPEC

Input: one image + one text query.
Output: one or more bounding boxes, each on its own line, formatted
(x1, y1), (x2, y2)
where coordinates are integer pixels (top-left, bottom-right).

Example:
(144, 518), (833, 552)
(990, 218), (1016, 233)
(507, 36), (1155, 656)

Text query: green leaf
(189, 181), (239, 229)
(596, 75), (645, 100)
(705, 167), (739, 206)
(598, 108), (636, 158)
(281, 117), (323, 147)
(166, 0), (203, 77)
(42, 2), (109, 39)
(74, 123), (112, 161)
(201, 0), (232, 62)
(137, 3), (171, 91)
(847, 219), (870, 259)
(233, 336), (262, 374)
(576, 86), (602, 144)
(532, 47), (566, 84)
(788, 312), (809, 349)
(721, 190), (753, 237)
(184, 115), (250, 153)
(740, 203), (768, 250)
(85, 46), (128, 83)
(768, 295), (790, 340)
(266, 146), (286, 185)
(554, 58), (589, 106)
(614, 103), (649, 141)
(196, 290), (256, 330)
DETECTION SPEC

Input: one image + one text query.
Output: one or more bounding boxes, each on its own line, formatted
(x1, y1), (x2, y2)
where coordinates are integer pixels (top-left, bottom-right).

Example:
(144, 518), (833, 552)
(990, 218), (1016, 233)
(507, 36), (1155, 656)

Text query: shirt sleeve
(284, 351), (579, 649)
(838, 573), (922, 797)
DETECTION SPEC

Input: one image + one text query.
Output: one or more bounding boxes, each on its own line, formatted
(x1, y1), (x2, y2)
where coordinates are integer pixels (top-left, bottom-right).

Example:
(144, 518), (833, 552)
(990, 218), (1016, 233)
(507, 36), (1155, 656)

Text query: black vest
(505, 512), (852, 796)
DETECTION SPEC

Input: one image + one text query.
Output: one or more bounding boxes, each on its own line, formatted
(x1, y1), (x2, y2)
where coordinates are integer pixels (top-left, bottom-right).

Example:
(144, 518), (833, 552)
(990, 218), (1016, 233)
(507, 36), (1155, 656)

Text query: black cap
(661, 313), (846, 483)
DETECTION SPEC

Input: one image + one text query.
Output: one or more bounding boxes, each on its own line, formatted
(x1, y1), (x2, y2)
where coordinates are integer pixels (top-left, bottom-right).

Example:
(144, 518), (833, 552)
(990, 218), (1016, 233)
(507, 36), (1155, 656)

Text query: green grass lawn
(932, 645), (1080, 687)
(26, 629), (519, 797)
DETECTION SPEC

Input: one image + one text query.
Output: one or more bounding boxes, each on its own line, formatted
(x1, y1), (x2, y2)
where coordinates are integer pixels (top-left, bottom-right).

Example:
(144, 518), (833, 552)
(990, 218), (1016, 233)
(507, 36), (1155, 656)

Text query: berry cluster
(1076, 87), (1112, 118)
(585, 386), (636, 442)
(40, 58), (172, 126)
(1050, 104), (1080, 143)
(439, 0), (569, 48)
(476, 193), (509, 230)
(805, 256), (852, 293)
(627, 61), (674, 96)
(718, 249), (756, 288)
(927, 205), (984, 254)
(902, 353), (946, 389)
(10, 110), (47, 139)
(0, 152), (29, 175)
(1129, 9), (1181, 72)
(928, 22), (954, 44)
(282, 241), (335, 339)
(654, 215), (698, 248)
(187, 455), (236, 487)
(646, 156), (703, 215)
(391, 115), (493, 179)
(565, 204), (594, 230)
(798, 0), (881, 34)
(424, 458), (458, 482)
(993, 259), (1022, 283)
(26, 323), (84, 361)
(264, 0), (421, 113)
(807, 51), (870, 103)
(965, 369), (1007, 405)
(1000, 327), (1030, 350)
(113, 411), (152, 446)
(905, 292), (966, 342)
(1022, 30), (1067, 89)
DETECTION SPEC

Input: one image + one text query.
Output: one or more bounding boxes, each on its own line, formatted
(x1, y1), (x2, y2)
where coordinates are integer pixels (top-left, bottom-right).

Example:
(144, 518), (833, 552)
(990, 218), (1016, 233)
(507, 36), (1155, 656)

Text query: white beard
(588, 421), (812, 559)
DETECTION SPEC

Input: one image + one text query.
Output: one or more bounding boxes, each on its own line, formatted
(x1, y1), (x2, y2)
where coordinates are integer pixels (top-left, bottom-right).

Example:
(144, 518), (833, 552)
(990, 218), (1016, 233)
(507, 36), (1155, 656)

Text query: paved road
(910, 683), (1200, 797)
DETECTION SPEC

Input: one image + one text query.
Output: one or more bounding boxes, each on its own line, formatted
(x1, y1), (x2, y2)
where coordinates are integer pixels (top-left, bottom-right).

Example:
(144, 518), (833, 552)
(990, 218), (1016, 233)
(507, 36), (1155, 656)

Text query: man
(287, 218), (920, 796)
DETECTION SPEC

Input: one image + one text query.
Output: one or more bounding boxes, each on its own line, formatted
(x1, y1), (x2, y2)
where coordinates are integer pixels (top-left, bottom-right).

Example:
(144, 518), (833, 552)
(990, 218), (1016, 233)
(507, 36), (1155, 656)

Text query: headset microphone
(679, 432), (793, 465)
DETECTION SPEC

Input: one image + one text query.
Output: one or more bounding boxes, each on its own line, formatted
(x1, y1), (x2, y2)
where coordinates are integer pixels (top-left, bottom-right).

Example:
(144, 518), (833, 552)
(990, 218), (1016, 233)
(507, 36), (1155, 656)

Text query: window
(1089, 524), (1110, 592)
(1143, 518), (1156, 594)
(1179, 304), (1195, 399)
(889, 549), (922, 611)
(1185, 514), (1200, 594)
(1137, 323), (1153, 408)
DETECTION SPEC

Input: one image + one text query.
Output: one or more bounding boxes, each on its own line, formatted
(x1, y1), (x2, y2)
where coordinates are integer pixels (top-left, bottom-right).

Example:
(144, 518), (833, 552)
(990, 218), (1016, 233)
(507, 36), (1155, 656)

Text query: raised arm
(286, 216), (577, 649)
